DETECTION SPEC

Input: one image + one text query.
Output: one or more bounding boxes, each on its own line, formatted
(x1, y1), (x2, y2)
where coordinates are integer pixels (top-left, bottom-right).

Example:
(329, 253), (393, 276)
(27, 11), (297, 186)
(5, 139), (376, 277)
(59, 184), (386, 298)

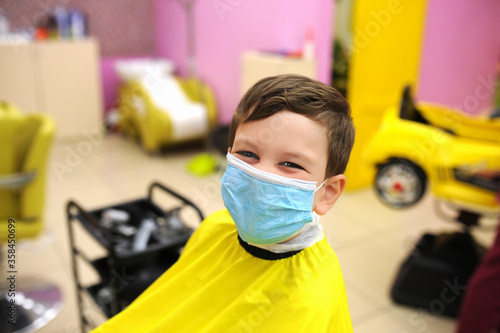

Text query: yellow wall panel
(345, 0), (428, 191)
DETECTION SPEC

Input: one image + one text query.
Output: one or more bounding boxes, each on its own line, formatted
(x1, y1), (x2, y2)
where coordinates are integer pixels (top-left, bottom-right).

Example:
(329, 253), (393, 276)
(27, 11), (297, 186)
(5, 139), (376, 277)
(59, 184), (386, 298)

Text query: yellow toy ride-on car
(363, 86), (500, 211)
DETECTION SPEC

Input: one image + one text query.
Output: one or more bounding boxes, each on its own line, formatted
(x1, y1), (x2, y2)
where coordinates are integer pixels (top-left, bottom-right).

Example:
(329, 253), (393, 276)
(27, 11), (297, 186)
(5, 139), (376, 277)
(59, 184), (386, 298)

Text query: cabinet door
(241, 52), (316, 97)
(241, 53), (283, 96)
(35, 39), (103, 139)
(0, 43), (39, 112)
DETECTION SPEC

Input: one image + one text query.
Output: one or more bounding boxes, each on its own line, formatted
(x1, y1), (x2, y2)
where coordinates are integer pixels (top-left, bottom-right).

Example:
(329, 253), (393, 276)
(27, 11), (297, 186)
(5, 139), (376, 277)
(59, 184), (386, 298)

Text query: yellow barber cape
(93, 209), (353, 333)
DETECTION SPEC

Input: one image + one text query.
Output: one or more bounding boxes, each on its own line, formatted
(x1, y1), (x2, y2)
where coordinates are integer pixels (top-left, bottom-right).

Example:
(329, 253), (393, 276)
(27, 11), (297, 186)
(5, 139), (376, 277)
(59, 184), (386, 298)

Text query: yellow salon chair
(118, 75), (218, 153)
(0, 102), (61, 333)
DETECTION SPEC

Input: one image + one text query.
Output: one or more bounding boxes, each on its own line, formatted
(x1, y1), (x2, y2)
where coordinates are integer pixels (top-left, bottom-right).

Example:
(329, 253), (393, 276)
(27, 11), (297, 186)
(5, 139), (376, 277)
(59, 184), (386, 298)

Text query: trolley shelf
(66, 181), (204, 332)
(73, 197), (193, 264)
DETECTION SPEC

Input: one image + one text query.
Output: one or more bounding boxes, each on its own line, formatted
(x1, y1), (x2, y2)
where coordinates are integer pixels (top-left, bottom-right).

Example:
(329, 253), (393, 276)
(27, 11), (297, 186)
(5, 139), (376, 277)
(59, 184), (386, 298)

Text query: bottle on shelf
(70, 8), (87, 40)
(303, 29), (315, 60)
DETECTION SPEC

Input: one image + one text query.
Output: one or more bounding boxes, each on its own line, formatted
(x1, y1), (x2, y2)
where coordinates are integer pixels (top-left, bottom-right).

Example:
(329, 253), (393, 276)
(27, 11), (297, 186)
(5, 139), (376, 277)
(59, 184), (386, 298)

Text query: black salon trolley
(66, 182), (204, 332)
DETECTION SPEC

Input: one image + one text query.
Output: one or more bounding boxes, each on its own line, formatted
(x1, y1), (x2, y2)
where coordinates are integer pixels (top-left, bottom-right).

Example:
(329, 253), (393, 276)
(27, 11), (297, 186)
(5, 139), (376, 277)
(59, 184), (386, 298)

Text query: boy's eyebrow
(282, 151), (315, 164)
(233, 137), (257, 149)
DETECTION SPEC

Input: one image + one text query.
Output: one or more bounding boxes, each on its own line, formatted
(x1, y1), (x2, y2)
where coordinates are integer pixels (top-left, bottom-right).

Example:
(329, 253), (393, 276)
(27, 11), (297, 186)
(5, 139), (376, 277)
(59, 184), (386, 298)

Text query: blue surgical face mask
(221, 153), (326, 245)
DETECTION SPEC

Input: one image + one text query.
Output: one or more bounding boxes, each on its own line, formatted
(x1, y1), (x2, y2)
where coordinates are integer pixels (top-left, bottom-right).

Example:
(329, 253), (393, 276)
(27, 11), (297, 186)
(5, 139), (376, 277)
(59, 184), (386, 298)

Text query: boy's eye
(280, 161), (306, 170)
(236, 151), (259, 160)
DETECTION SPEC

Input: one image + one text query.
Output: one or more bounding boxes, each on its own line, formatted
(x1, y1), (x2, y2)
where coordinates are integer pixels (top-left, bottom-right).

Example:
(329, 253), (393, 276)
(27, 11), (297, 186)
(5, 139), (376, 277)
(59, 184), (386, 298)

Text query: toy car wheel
(375, 160), (427, 208)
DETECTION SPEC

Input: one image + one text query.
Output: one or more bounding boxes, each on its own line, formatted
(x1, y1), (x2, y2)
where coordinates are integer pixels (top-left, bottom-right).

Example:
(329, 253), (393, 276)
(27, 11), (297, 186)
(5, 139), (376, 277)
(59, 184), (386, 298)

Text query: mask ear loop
(314, 178), (328, 193)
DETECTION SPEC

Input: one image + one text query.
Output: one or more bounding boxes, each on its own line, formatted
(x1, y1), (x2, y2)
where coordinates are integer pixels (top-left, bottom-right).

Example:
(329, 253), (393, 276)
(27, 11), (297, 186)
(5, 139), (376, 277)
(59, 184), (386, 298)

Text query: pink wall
(417, 0), (500, 115)
(100, 58), (123, 112)
(154, 0), (334, 124)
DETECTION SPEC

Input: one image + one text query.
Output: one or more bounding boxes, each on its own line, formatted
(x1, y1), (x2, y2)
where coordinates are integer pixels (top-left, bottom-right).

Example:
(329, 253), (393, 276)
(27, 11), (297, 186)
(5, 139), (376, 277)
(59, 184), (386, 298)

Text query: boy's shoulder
(201, 209), (234, 232)
(204, 209), (233, 223)
(186, 209), (235, 244)
(298, 240), (347, 291)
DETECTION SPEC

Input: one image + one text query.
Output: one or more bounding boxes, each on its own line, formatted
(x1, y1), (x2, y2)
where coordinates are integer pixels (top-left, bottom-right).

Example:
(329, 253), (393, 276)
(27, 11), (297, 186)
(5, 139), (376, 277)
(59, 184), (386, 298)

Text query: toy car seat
(399, 86), (428, 125)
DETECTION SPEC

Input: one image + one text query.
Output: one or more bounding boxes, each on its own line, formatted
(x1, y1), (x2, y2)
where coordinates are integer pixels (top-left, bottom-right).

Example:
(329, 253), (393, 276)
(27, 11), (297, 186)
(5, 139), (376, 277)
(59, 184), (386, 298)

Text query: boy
(93, 74), (355, 332)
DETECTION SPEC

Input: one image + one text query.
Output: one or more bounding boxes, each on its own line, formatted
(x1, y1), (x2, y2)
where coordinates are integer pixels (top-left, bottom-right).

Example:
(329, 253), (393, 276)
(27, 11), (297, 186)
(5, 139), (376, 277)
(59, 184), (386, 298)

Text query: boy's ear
(313, 174), (346, 215)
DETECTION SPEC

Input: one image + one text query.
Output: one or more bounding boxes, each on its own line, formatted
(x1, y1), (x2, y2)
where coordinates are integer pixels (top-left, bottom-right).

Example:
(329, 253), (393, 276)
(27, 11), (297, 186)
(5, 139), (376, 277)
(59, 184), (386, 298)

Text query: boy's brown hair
(228, 74), (355, 177)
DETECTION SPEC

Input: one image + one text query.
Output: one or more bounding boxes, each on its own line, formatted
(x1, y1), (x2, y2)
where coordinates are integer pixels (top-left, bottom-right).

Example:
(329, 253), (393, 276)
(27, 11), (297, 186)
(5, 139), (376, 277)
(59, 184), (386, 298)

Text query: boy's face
(230, 110), (344, 214)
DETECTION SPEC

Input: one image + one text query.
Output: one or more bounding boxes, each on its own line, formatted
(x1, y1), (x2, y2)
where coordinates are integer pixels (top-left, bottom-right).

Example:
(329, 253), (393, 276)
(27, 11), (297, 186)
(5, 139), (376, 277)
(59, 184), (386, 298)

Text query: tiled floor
(17, 134), (497, 332)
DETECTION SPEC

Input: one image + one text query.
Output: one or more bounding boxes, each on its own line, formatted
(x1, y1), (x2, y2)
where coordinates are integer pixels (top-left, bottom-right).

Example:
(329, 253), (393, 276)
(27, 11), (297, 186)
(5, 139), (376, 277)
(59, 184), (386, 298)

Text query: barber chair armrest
(0, 170), (37, 189)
